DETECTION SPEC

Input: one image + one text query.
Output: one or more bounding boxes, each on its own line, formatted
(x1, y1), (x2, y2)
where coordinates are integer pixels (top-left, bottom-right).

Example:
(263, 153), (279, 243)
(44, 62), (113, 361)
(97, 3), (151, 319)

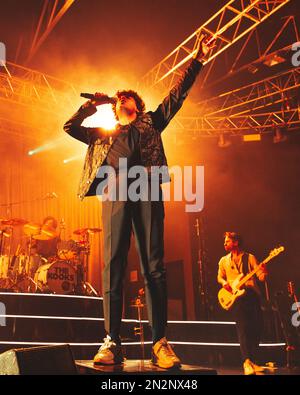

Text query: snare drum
(34, 260), (76, 294)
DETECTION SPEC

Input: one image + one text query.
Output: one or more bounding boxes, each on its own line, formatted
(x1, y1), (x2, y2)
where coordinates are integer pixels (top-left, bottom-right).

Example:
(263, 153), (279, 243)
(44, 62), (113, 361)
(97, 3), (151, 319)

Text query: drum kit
(0, 217), (101, 295)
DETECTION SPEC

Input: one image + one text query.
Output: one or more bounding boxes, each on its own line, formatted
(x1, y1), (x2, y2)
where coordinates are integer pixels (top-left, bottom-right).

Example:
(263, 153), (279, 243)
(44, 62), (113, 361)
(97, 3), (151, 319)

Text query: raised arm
(151, 34), (215, 132)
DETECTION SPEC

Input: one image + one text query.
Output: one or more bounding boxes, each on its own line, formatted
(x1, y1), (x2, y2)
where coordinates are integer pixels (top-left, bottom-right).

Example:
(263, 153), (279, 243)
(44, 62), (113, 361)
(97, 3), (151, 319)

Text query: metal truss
(200, 15), (299, 90)
(139, 0), (290, 91)
(197, 66), (300, 117)
(26, 0), (76, 64)
(170, 107), (300, 136)
(0, 60), (77, 113)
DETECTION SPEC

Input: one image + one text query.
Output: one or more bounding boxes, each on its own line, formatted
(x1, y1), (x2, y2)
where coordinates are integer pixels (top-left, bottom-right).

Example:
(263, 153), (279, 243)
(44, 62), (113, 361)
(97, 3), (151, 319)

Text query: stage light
(273, 126), (287, 143)
(263, 53), (285, 67)
(243, 134), (261, 142)
(218, 133), (232, 148)
(82, 104), (117, 130)
(0, 291), (102, 300)
(0, 340), (286, 347)
(28, 137), (64, 156)
(63, 153), (85, 164)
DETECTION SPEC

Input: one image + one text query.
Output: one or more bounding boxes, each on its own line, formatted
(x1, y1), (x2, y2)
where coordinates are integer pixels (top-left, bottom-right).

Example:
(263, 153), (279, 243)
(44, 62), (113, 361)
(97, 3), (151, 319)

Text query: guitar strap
(242, 252), (249, 275)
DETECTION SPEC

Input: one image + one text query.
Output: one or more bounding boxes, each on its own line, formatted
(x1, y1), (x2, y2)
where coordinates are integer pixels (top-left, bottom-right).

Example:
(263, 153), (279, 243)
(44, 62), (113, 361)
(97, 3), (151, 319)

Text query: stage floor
(76, 359), (300, 375)
(76, 359), (217, 375)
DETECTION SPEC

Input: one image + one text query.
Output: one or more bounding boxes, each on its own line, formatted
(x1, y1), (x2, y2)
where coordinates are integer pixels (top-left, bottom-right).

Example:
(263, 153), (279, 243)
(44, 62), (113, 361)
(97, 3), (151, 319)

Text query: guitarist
(217, 231), (268, 375)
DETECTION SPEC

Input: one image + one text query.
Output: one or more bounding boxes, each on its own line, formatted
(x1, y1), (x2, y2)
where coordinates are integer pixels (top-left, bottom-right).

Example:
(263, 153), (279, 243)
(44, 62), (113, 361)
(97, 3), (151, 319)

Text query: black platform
(75, 359), (217, 375)
(0, 292), (287, 366)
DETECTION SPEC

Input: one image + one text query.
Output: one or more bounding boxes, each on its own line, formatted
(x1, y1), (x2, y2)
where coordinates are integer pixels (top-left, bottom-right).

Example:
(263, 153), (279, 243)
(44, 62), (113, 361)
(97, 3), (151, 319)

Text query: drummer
(32, 216), (60, 259)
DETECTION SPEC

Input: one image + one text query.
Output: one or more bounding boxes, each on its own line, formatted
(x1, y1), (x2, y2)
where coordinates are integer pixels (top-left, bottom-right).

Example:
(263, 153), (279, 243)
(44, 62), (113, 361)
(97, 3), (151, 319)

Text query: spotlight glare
(82, 104), (117, 130)
(63, 153), (85, 164)
(28, 137), (64, 156)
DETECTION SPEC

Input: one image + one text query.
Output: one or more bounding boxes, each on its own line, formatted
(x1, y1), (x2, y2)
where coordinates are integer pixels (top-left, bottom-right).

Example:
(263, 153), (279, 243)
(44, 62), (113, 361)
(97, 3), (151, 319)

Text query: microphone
(80, 93), (116, 104)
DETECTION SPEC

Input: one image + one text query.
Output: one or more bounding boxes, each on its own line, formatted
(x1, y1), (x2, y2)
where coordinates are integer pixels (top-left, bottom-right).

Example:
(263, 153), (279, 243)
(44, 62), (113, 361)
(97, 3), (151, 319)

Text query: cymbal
(33, 234), (55, 241)
(24, 222), (41, 236)
(73, 227), (102, 235)
(33, 225), (58, 241)
(1, 218), (28, 226)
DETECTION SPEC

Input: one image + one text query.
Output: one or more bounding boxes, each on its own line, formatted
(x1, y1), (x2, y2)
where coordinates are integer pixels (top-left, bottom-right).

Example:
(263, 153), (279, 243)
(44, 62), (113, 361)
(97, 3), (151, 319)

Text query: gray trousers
(101, 185), (167, 343)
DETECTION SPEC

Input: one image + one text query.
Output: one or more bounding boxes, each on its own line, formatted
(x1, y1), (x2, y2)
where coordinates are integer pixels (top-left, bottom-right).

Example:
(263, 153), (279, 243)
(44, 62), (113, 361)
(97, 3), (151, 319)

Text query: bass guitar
(218, 246), (284, 310)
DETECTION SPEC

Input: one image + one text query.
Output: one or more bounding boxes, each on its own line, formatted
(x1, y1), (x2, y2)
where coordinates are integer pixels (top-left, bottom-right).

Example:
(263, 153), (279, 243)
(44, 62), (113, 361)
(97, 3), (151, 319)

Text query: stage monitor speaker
(0, 344), (77, 375)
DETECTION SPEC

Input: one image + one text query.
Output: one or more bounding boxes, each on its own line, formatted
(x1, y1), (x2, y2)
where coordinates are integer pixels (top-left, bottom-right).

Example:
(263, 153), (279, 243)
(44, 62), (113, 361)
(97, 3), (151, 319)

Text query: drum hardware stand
(76, 231), (99, 296)
(262, 279), (277, 339)
(131, 289), (146, 365)
(194, 217), (209, 319)
(0, 228), (10, 258)
(0, 229), (6, 255)
(14, 235), (40, 293)
(1, 225), (14, 272)
(59, 218), (66, 240)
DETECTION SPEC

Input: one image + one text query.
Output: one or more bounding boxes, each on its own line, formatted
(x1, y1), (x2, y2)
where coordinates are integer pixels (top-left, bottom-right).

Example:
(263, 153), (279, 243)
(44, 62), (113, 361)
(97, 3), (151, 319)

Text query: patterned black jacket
(64, 59), (203, 200)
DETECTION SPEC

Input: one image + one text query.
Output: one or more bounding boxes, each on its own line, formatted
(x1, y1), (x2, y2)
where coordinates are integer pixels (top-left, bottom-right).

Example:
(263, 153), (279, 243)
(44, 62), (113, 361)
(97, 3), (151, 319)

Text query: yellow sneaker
(243, 359), (256, 375)
(93, 335), (124, 365)
(152, 337), (181, 369)
(251, 362), (265, 373)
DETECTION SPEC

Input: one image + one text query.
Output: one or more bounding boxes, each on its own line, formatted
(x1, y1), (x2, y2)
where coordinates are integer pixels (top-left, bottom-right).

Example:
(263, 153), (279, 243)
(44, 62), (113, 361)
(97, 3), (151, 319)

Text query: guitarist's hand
(223, 283), (232, 293)
(260, 263), (268, 273)
(258, 263), (268, 281)
(245, 279), (255, 288)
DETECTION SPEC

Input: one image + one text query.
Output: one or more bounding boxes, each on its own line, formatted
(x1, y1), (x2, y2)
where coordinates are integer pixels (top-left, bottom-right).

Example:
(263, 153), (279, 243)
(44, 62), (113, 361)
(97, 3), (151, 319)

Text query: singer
(64, 34), (215, 369)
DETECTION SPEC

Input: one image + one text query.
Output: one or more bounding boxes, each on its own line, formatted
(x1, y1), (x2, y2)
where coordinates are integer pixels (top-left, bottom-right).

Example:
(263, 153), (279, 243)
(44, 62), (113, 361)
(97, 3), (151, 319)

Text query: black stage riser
(0, 293), (286, 366)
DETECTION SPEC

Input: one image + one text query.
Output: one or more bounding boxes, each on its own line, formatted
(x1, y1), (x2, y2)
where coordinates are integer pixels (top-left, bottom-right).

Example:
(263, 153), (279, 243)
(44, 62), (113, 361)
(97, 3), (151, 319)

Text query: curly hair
(112, 89), (146, 120)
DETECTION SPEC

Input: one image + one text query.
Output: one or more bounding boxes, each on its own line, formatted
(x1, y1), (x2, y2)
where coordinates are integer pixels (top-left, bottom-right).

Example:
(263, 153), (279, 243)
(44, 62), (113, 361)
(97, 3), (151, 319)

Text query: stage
(76, 359), (217, 375)
(0, 292), (292, 372)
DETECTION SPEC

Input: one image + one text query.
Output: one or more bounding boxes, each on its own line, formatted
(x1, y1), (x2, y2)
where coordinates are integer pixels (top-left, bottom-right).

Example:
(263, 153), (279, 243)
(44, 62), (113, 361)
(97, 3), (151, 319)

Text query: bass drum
(34, 260), (76, 294)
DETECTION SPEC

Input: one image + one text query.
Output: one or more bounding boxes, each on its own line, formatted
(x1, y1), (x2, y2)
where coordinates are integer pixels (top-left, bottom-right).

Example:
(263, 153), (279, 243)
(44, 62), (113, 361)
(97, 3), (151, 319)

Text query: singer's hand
(193, 34), (216, 62)
(91, 92), (114, 106)
(82, 100), (95, 109)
